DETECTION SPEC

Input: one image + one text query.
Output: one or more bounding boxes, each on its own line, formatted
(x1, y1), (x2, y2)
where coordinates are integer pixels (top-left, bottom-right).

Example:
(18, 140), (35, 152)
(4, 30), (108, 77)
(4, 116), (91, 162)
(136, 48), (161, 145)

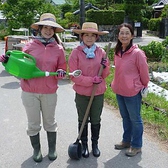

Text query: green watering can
(2, 50), (82, 79)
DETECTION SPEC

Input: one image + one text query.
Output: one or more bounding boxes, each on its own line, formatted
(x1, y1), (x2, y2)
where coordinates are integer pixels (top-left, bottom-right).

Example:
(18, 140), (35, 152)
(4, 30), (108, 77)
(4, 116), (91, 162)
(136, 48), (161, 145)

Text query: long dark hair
(114, 23), (134, 55)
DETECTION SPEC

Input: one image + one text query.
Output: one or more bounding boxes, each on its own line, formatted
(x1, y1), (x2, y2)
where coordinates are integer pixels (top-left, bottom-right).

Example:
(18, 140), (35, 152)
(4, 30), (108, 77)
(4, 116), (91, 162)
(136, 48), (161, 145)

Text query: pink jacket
(21, 39), (66, 94)
(111, 44), (149, 97)
(68, 45), (110, 96)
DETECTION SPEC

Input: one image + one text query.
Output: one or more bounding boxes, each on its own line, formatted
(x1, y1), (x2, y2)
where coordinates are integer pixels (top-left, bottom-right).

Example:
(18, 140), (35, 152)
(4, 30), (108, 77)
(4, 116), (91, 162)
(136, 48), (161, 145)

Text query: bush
(86, 9), (125, 25)
(139, 41), (165, 61)
(142, 17), (149, 29)
(148, 18), (161, 31)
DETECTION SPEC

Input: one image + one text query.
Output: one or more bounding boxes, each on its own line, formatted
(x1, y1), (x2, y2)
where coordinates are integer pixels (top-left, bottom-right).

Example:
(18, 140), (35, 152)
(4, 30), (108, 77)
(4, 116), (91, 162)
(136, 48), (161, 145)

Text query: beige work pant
(21, 91), (58, 136)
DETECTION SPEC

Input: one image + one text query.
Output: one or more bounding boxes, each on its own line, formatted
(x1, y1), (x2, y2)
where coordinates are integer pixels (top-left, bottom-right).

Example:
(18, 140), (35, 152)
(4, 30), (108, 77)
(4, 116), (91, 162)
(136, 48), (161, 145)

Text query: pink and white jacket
(68, 45), (110, 96)
(111, 44), (149, 97)
(21, 39), (66, 94)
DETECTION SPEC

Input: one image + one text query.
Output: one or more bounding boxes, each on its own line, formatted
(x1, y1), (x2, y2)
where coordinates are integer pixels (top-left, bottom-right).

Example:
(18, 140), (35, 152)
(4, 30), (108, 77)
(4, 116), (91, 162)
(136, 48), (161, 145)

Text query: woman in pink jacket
(21, 13), (66, 162)
(68, 22), (110, 158)
(111, 23), (149, 157)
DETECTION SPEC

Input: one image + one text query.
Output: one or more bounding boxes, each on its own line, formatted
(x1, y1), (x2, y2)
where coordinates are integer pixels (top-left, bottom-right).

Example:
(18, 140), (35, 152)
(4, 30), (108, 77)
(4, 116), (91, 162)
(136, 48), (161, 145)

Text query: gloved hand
(93, 76), (103, 84)
(141, 87), (148, 98)
(56, 69), (66, 78)
(0, 54), (9, 63)
(100, 58), (108, 69)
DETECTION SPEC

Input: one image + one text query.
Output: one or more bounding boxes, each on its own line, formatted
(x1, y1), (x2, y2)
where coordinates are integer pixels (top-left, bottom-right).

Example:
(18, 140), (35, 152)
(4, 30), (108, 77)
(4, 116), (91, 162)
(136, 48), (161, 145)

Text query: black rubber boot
(91, 124), (101, 157)
(47, 132), (57, 160)
(29, 133), (43, 162)
(79, 123), (89, 158)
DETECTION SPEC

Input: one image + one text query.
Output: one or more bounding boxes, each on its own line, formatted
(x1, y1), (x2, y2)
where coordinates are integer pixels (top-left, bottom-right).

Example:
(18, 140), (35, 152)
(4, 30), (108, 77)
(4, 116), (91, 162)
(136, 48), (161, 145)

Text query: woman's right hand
(93, 76), (103, 84)
(0, 55), (9, 63)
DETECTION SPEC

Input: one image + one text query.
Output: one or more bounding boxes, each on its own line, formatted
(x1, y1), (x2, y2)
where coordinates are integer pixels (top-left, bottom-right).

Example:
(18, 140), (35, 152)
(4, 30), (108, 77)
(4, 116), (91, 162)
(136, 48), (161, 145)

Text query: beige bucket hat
(31, 13), (64, 33)
(72, 22), (109, 35)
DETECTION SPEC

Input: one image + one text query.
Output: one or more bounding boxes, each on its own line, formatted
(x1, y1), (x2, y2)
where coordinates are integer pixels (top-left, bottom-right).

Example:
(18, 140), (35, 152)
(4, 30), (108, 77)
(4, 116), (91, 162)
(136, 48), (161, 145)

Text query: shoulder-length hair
(114, 23), (134, 55)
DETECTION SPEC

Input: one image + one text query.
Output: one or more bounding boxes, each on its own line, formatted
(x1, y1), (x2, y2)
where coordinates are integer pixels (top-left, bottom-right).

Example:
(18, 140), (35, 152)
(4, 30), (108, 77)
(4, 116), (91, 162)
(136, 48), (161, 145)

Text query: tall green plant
(1, 0), (61, 33)
(140, 41), (165, 61)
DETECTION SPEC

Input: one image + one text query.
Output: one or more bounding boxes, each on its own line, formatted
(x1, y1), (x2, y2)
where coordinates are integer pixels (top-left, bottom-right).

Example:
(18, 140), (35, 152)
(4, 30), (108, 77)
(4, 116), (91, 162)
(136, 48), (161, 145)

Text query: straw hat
(72, 22), (109, 35)
(31, 13), (64, 33)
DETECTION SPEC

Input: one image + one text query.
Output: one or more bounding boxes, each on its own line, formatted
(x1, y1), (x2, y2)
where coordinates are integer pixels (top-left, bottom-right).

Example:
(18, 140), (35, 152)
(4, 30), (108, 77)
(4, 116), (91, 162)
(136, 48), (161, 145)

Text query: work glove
(56, 69), (66, 79)
(100, 58), (108, 69)
(141, 87), (148, 98)
(93, 76), (103, 84)
(0, 54), (9, 63)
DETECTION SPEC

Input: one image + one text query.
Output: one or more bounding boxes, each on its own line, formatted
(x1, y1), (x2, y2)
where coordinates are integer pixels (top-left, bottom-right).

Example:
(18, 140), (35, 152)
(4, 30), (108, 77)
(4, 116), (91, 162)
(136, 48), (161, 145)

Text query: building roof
(156, 0), (168, 5)
(51, 0), (65, 5)
(152, 0), (168, 10)
(0, 11), (5, 20)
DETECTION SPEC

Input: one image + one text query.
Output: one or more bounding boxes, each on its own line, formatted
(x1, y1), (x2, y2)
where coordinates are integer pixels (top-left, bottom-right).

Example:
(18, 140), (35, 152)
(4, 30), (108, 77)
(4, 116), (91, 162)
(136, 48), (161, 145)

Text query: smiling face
(118, 26), (133, 50)
(81, 33), (98, 47)
(40, 25), (55, 39)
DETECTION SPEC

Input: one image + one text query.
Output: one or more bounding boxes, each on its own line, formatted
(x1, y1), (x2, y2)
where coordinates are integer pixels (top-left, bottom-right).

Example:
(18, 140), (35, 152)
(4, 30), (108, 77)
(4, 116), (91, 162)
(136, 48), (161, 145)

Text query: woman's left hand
(56, 69), (66, 78)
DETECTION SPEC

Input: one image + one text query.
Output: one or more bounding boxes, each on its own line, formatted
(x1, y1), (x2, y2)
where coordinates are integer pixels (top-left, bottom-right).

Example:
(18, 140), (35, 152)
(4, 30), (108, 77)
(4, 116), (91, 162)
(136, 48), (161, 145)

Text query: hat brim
(31, 21), (65, 33)
(72, 29), (109, 35)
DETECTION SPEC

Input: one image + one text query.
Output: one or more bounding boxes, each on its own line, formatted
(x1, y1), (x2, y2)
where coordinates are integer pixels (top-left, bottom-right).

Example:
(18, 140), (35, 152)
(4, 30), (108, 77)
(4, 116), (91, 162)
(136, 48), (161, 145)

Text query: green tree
(1, 0), (61, 33)
(123, 0), (146, 22)
(161, 4), (168, 18)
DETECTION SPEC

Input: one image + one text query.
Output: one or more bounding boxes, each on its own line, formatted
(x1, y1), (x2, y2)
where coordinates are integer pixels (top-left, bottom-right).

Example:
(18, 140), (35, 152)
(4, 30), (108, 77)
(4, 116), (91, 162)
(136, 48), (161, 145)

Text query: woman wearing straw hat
(68, 22), (110, 158)
(21, 13), (66, 162)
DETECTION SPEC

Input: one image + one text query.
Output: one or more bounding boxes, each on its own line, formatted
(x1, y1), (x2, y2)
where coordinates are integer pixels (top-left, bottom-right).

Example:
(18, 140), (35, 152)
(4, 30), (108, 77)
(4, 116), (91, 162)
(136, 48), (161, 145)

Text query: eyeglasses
(119, 32), (131, 36)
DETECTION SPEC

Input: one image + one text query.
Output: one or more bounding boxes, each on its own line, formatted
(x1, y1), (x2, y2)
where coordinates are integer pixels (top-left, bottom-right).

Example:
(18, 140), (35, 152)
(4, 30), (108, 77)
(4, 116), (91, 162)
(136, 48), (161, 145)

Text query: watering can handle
(5, 50), (36, 64)
(23, 52), (36, 64)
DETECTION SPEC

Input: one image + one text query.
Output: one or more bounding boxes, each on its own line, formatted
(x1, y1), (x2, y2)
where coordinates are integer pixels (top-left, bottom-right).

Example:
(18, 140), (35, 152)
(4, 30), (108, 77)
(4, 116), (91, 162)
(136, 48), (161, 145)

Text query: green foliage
(86, 9), (125, 25)
(104, 68), (118, 108)
(142, 105), (168, 140)
(124, 0), (145, 3)
(140, 40), (168, 63)
(144, 92), (168, 111)
(160, 4), (168, 18)
(140, 41), (165, 61)
(162, 36), (168, 47)
(64, 12), (76, 22)
(141, 5), (153, 29)
(141, 6), (153, 19)
(0, 24), (9, 40)
(148, 18), (161, 31)
(1, 0), (62, 34)
(59, 12), (79, 28)
(142, 17), (149, 29)
(60, 3), (72, 18)
(124, 4), (145, 22)
(104, 46), (114, 61)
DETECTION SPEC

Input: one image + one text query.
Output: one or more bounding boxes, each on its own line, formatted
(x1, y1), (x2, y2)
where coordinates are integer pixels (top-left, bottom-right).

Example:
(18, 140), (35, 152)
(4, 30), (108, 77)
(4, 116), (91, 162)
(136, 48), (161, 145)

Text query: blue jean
(116, 92), (143, 148)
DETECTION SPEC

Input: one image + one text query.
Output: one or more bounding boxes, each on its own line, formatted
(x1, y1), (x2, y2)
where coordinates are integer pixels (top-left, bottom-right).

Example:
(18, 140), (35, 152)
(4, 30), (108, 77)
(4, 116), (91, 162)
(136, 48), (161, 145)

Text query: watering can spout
(31, 68), (46, 78)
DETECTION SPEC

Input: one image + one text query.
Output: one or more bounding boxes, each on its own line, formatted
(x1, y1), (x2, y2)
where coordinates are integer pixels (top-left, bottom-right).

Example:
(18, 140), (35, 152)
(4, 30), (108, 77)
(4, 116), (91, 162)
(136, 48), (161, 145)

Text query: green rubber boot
(47, 132), (57, 160)
(29, 133), (43, 162)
